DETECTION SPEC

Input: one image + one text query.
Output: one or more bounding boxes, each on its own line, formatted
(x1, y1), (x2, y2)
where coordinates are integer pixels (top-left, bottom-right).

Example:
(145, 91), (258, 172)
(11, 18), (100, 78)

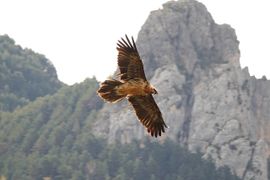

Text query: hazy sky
(0, 0), (269, 85)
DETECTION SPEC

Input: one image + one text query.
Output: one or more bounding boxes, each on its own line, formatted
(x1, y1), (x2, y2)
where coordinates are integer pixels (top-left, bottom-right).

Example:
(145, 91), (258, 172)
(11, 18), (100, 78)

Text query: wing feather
(128, 95), (167, 137)
(117, 35), (147, 81)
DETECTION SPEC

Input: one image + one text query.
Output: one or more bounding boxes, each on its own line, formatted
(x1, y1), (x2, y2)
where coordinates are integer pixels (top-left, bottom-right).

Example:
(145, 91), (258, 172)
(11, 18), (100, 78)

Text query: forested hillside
(0, 33), (241, 179)
(0, 35), (63, 111)
(0, 76), (240, 179)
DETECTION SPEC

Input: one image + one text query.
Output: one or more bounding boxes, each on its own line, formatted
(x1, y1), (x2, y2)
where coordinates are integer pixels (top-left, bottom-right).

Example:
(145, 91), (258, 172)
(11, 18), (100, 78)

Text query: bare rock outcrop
(93, 0), (270, 179)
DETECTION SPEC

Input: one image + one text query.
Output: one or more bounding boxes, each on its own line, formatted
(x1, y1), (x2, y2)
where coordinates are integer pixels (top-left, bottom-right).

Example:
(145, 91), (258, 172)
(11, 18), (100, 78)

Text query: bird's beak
(153, 89), (158, 94)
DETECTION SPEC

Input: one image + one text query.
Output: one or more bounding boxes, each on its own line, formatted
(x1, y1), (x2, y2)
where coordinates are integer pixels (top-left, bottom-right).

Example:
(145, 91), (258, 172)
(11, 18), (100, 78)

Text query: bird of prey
(97, 35), (167, 137)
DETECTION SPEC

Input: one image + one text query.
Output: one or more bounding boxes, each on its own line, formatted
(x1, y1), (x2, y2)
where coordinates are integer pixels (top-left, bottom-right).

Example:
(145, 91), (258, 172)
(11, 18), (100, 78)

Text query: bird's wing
(117, 35), (147, 81)
(128, 95), (167, 137)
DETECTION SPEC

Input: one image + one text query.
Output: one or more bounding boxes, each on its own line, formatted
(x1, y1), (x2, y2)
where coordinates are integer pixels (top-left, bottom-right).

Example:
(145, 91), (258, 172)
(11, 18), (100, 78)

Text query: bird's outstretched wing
(117, 35), (147, 81)
(128, 95), (167, 137)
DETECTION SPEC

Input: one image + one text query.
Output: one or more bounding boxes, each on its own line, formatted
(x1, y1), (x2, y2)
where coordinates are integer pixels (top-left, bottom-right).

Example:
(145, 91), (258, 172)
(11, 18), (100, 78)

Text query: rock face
(93, 0), (270, 179)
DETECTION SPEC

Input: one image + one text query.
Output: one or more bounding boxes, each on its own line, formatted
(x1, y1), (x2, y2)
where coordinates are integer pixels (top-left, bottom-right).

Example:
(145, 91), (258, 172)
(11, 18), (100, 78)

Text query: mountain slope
(0, 78), (102, 179)
(0, 35), (63, 111)
(92, 0), (270, 179)
(0, 77), (240, 180)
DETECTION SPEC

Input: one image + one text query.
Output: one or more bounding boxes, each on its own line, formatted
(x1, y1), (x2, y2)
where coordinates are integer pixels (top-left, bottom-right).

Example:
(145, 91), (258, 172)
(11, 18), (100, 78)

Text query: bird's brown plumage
(128, 95), (167, 137)
(117, 36), (146, 81)
(97, 35), (167, 137)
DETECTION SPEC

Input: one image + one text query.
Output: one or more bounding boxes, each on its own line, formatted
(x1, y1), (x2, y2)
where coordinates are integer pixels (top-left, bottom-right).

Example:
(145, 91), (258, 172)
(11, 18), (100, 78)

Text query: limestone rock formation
(93, 0), (270, 179)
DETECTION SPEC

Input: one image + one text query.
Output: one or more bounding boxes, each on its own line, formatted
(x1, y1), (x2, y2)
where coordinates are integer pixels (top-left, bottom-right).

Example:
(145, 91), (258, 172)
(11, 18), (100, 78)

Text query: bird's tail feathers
(97, 79), (125, 103)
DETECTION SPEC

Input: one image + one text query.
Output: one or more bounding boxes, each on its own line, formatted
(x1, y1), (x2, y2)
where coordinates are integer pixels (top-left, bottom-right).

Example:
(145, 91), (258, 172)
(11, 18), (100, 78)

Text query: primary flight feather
(97, 35), (167, 137)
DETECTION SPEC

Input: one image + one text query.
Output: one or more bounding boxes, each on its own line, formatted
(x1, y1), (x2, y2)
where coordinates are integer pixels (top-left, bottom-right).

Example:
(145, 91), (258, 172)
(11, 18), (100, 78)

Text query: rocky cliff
(93, 0), (270, 179)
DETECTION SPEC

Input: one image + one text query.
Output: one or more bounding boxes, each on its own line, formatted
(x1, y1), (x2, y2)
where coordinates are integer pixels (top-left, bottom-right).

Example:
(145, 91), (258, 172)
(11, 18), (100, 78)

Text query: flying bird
(97, 35), (167, 137)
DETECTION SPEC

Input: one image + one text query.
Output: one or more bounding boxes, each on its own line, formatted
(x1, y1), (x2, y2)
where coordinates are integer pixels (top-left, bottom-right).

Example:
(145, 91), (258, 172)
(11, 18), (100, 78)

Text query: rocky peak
(93, 0), (270, 179)
(137, 0), (239, 77)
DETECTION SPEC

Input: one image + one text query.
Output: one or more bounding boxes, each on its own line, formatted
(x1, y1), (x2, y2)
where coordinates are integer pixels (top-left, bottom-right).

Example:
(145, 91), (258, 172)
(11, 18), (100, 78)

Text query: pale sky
(0, 0), (269, 85)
